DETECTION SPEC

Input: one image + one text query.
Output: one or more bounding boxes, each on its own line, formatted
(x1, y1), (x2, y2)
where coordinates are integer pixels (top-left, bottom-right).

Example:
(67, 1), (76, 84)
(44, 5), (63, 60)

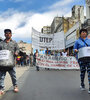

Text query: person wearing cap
(0, 29), (19, 95)
(74, 28), (90, 93)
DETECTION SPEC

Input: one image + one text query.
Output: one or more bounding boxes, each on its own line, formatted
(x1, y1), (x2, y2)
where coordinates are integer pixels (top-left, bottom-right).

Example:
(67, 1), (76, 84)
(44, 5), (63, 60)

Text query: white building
(86, 0), (90, 19)
(72, 5), (84, 23)
(51, 17), (62, 34)
(82, 0), (90, 37)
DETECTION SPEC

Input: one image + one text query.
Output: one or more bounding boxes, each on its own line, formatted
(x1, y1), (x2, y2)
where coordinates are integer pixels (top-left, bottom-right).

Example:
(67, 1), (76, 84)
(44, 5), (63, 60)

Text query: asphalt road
(1, 68), (90, 100)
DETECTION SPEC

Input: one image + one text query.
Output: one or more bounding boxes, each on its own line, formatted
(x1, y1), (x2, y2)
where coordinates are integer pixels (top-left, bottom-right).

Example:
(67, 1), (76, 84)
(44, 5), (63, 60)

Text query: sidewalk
(4, 66), (30, 91)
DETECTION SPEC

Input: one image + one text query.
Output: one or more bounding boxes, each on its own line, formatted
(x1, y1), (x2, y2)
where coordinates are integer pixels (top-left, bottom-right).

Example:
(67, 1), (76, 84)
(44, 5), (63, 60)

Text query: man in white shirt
(62, 49), (67, 57)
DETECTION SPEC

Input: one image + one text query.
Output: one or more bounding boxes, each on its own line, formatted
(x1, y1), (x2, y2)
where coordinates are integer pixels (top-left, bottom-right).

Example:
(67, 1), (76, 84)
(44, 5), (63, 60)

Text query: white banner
(36, 55), (79, 69)
(32, 28), (65, 50)
(0, 50), (9, 60)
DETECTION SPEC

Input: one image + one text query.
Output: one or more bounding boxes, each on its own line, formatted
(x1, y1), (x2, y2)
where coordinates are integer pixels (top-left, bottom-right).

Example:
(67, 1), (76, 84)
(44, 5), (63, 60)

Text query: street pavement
(1, 67), (90, 100)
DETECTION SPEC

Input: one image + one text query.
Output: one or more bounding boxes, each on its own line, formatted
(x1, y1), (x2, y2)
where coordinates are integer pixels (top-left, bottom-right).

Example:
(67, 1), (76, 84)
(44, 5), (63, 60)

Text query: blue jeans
(0, 67), (17, 90)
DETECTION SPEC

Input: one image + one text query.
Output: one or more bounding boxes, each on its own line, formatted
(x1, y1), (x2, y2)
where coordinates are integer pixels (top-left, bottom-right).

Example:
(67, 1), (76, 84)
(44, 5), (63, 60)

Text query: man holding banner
(74, 28), (90, 94)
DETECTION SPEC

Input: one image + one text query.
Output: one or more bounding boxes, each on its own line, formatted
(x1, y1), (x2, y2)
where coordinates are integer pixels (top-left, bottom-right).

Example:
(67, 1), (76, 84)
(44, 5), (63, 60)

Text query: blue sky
(0, 0), (66, 12)
(0, 0), (85, 12)
(0, 0), (86, 43)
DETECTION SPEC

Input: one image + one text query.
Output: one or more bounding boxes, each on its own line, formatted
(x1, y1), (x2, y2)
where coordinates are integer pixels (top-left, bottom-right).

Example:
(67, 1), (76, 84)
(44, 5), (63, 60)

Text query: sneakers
(0, 90), (5, 96)
(14, 86), (19, 93)
(80, 86), (90, 94)
(80, 86), (86, 91)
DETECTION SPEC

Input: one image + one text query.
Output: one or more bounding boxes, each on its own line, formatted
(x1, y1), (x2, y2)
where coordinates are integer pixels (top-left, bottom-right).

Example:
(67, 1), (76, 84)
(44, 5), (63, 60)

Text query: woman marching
(74, 28), (90, 94)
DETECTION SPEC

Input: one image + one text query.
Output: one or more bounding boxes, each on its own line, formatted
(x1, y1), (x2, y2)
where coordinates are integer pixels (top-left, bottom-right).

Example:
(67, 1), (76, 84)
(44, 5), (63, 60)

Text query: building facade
(54, 17), (75, 34)
(86, 0), (90, 19)
(65, 22), (81, 54)
(18, 41), (32, 55)
(50, 5), (84, 34)
(72, 5), (84, 23)
(82, 0), (90, 38)
(51, 17), (62, 34)
(41, 26), (51, 34)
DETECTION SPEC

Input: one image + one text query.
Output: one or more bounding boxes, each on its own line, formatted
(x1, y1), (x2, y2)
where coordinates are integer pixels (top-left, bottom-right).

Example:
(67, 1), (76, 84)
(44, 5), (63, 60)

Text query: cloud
(0, 10), (71, 41)
(0, 0), (85, 43)
(49, 0), (74, 10)
(0, 10), (55, 42)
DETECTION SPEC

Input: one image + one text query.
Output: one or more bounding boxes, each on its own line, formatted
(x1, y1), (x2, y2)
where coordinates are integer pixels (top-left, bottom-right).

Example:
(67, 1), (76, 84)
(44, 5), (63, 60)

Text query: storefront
(65, 22), (81, 55)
